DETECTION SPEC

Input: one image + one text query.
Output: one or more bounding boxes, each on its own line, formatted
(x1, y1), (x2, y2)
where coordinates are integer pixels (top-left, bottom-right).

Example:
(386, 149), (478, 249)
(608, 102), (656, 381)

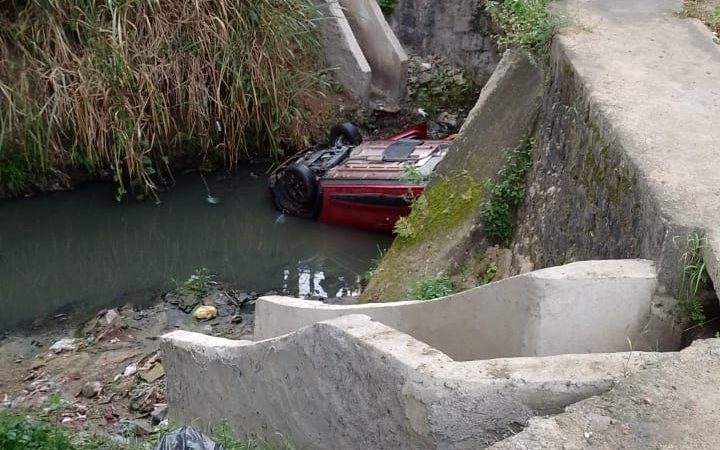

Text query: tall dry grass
(0, 0), (322, 198)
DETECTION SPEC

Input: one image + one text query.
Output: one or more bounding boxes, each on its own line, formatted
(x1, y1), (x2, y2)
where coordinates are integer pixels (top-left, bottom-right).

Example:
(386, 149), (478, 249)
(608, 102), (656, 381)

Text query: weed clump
(407, 273), (455, 300)
(481, 139), (534, 244)
(676, 233), (711, 324)
(487, 0), (556, 57)
(0, 0), (323, 199)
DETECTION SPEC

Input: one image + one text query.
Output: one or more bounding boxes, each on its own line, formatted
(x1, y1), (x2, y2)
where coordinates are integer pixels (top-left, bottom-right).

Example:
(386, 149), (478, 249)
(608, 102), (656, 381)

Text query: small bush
(180, 268), (215, 295)
(0, 411), (73, 450)
(487, 0), (555, 56)
(407, 274), (455, 300)
(377, 0), (396, 15)
(481, 139), (534, 244)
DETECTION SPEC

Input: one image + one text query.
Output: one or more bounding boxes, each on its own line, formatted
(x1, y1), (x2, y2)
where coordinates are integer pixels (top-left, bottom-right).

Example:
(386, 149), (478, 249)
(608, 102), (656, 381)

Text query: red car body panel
(269, 122), (454, 233)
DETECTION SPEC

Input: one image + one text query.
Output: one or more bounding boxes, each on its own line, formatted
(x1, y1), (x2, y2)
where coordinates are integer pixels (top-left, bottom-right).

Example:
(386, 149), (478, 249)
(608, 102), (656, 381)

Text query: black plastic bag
(153, 426), (224, 450)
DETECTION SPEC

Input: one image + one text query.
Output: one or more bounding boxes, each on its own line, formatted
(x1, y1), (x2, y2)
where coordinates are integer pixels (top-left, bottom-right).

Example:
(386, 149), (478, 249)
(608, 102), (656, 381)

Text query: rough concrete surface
(361, 49), (543, 301)
(514, 0), (720, 297)
(162, 315), (662, 450)
(337, 0), (408, 104)
(257, 260), (677, 358)
(489, 338), (720, 449)
(313, 0), (372, 101)
(389, 0), (499, 82)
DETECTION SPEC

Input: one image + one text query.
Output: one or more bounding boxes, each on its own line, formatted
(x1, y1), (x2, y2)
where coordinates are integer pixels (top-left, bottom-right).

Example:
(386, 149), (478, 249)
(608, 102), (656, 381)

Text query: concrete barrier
(314, 1), (372, 101)
(256, 260), (673, 359)
(162, 315), (661, 450)
(337, 0), (408, 104)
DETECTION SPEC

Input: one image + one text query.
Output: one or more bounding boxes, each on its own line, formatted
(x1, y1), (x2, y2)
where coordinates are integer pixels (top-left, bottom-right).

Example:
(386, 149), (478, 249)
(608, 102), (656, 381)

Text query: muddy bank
(0, 281), (269, 443)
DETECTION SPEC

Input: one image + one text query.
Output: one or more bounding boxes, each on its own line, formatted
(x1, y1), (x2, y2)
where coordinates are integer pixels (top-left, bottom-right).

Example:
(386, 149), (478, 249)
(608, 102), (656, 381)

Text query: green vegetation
(477, 261), (498, 286)
(0, 0), (323, 199)
(0, 410), (292, 450)
(411, 60), (481, 118)
(683, 0), (720, 35)
(179, 268), (216, 296)
(393, 175), (482, 246)
(362, 246), (387, 289)
(0, 410), (73, 450)
(407, 273), (455, 300)
(377, 0), (397, 15)
(676, 233), (711, 324)
(481, 139), (534, 244)
(486, 0), (556, 57)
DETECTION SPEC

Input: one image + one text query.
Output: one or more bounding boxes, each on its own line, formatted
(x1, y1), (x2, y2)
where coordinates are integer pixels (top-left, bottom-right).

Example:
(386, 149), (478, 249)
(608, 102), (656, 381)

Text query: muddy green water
(0, 165), (391, 331)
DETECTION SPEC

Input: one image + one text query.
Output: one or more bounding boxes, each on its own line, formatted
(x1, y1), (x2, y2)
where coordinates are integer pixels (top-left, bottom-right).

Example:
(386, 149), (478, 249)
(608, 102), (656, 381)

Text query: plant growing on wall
(486, 0), (555, 57)
(676, 233), (711, 324)
(481, 139), (534, 244)
(377, 0), (397, 16)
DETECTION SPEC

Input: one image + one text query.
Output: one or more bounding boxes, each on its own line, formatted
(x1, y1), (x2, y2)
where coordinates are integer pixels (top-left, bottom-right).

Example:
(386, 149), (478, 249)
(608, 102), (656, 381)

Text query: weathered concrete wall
(512, 0), (720, 300)
(489, 338), (720, 450)
(337, 0), (408, 103)
(257, 260), (676, 358)
(389, 0), (499, 83)
(162, 315), (661, 450)
(314, 1), (372, 101)
(361, 49), (543, 302)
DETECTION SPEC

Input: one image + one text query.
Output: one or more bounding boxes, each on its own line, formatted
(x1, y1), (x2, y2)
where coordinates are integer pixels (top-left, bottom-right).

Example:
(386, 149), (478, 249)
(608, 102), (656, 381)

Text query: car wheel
(329, 123), (363, 147)
(281, 163), (318, 205)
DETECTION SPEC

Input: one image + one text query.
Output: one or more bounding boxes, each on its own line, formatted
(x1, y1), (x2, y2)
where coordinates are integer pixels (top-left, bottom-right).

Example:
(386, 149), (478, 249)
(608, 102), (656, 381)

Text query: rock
(50, 338), (77, 354)
(81, 381), (102, 398)
(151, 403), (168, 424)
(201, 325), (213, 334)
(230, 315), (243, 324)
(105, 309), (120, 325)
(139, 363), (165, 383)
(123, 363), (137, 377)
(132, 419), (154, 436)
(193, 305), (217, 321)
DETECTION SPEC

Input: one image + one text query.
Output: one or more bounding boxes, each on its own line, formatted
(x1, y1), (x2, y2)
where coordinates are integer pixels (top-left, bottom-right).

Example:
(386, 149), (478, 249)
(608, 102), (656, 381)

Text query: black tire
(329, 122), (363, 147)
(281, 163), (318, 205)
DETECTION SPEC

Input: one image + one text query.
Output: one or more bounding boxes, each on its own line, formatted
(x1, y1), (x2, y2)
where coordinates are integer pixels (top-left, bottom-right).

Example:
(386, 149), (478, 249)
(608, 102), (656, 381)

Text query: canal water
(0, 165), (391, 331)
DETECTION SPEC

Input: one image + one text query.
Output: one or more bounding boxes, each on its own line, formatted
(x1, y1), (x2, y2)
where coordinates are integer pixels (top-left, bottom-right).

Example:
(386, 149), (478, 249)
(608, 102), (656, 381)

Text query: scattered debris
(81, 381), (103, 399)
(153, 426), (221, 450)
(193, 305), (218, 320)
(139, 363), (165, 384)
(50, 338), (77, 353)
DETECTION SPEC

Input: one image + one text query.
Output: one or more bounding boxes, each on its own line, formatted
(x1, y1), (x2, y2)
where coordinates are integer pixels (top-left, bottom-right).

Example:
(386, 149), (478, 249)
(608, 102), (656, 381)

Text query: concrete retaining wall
(389, 0), (499, 83)
(257, 260), (673, 359)
(314, 1), (372, 101)
(511, 0), (720, 300)
(337, 0), (408, 104)
(162, 315), (661, 449)
(360, 49), (544, 302)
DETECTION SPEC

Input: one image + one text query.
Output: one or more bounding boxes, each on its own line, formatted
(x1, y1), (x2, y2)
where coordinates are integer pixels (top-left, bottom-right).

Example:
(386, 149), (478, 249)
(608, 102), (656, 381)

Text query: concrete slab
(314, 0), (372, 101)
(256, 260), (675, 359)
(555, 0), (720, 293)
(489, 338), (720, 449)
(162, 315), (662, 450)
(337, 0), (409, 105)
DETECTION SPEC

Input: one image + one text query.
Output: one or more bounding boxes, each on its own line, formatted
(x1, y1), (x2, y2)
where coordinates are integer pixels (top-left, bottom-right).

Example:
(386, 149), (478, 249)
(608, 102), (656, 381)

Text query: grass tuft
(676, 233), (710, 324)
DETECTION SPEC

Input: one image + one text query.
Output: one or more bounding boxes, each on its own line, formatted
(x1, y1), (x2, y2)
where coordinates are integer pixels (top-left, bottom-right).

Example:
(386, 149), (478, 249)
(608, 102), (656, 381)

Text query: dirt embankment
(0, 283), (258, 442)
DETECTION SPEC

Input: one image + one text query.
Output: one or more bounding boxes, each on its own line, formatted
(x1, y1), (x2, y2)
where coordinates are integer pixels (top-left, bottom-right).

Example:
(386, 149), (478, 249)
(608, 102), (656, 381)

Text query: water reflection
(0, 166), (391, 330)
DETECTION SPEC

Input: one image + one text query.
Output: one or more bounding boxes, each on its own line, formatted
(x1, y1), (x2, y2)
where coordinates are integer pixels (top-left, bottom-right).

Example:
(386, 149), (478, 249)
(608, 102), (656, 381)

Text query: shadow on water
(0, 165), (391, 331)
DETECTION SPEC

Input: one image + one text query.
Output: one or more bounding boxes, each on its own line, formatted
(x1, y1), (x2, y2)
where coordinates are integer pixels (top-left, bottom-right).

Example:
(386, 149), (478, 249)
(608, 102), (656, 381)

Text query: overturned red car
(269, 122), (454, 233)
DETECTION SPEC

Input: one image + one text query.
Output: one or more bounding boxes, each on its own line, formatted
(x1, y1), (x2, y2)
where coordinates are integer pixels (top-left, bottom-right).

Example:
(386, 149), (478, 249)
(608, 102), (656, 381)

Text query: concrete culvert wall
(256, 260), (678, 360)
(161, 315), (662, 450)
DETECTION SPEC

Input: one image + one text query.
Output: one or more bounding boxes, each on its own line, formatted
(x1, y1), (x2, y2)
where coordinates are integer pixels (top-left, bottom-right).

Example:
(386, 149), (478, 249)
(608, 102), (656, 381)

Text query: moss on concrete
(359, 175), (482, 303)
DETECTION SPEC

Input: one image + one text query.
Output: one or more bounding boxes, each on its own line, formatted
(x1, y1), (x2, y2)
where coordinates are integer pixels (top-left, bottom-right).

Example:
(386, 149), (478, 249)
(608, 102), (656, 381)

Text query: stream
(0, 165), (391, 331)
